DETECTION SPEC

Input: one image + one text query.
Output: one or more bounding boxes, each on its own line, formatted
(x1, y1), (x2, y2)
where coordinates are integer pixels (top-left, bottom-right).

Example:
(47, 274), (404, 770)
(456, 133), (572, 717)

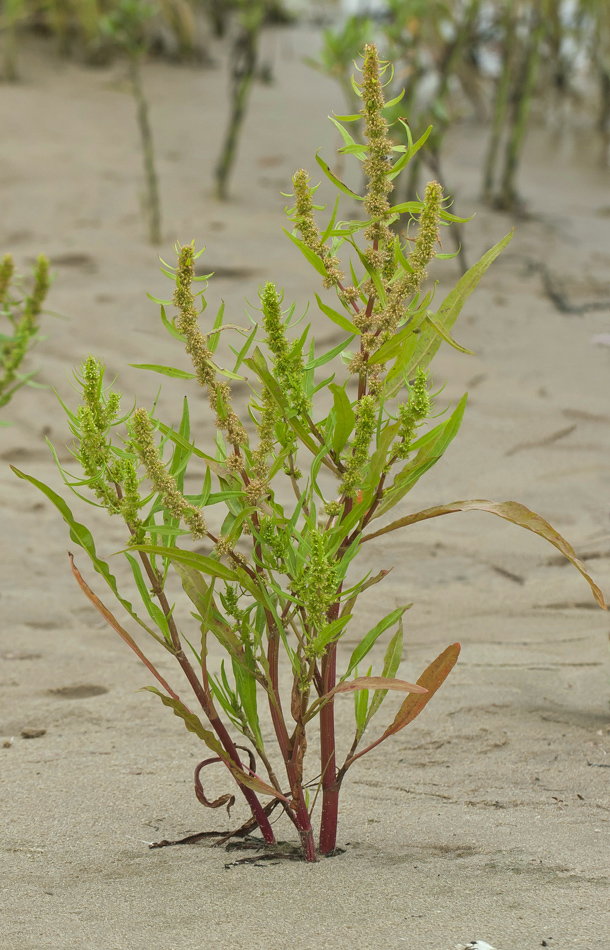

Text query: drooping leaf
(144, 687), (289, 802)
(363, 499), (606, 608)
(11, 467), (159, 639)
(129, 543), (241, 582)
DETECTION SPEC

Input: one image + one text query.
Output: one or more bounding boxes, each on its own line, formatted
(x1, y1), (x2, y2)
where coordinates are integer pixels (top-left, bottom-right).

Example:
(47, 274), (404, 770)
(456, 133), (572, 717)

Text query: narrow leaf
(130, 363), (197, 380)
(345, 605), (412, 678)
(364, 499), (606, 608)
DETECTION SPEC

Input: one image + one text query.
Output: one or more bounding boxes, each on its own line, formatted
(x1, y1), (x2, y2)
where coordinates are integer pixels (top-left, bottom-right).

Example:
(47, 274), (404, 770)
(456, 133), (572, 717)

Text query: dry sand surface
(1, 27), (610, 950)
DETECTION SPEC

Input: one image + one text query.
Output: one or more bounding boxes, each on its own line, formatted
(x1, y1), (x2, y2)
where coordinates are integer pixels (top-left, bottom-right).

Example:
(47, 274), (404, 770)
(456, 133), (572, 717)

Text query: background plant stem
(128, 51), (162, 245)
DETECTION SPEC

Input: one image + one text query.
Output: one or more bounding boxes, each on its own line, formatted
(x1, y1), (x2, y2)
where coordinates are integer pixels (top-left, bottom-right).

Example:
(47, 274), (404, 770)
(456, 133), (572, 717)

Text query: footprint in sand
(48, 685), (109, 699)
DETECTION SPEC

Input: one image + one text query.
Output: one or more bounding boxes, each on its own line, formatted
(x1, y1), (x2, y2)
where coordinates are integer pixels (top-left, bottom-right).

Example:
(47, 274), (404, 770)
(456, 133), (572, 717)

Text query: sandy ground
(1, 27), (610, 950)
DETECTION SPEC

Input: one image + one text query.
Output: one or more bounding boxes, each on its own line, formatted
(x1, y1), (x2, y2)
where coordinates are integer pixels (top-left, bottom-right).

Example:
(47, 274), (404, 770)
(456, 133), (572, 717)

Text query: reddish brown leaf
(344, 643), (460, 769)
(330, 676), (428, 698)
(383, 642), (461, 737)
(69, 552), (181, 701)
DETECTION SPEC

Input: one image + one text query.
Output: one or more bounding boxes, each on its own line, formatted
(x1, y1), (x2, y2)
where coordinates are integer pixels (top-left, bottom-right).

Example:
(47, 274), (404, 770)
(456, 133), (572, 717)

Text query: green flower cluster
(292, 530), (338, 637)
(395, 368), (433, 460)
(73, 356), (143, 533)
(174, 243), (247, 450)
(130, 407), (207, 540)
(0, 254), (49, 404)
(291, 169), (344, 289)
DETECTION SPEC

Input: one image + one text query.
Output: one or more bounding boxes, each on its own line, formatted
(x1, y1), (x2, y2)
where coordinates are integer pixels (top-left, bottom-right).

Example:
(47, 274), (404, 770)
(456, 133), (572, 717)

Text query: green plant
(0, 253), (50, 423)
(214, 0), (266, 201)
(1, 0), (27, 81)
(101, 0), (162, 243)
(15, 44), (605, 862)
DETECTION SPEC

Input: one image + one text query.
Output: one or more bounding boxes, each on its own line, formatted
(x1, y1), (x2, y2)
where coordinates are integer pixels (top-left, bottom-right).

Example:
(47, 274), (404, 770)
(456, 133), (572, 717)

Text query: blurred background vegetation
(0, 0), (608, 237)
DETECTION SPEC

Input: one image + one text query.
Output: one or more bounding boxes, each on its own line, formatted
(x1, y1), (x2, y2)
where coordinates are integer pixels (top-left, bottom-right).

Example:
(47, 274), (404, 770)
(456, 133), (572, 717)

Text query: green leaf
(315, 293), (358, 334)
(383, 87), (405, 110)
(312, 614), (352, 655)
(388, 126), (432, 180)
(332, 111), (361, 122)
(303, 334), (355, 371)
(244, 348), (337, 472)
(173, 563), (244, 658)
(364, 618), (405, 730)
(344, 605), (413, 679)
(329, 383), (356, 454)
(423, 313), (475, 355)
(338, 143), (368, 156)
(349, 240), (386, 305)
(315, 151), (364, 201)
(129, 544), (240, 582)
(160, 305), (186, 342)
(327, 115), (358, 148)
(405, 231), (513, 376)
(142, 687), (232, 762)
(282, 228), (329, 278)
(10, 466), (158, 639)
(129, 363), (197, 380)
(207, 301), (225, 355)
(372, 395), (467, 519)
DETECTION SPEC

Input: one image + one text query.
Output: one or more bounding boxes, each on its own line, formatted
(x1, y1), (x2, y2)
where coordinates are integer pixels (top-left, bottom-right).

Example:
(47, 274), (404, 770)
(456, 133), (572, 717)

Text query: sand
(1, 26), (609, 950)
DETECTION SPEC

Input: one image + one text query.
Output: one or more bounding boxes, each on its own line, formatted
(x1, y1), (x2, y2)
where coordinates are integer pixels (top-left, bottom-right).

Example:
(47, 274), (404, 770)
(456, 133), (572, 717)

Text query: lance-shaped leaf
(173, 562), (244, 659)
(143, 688), (289, 802)
(343, 643), (461, 770)
(129, 363), (197, 380)
(329, 676), (427, 698)
(362, 500), (606, 609)
(128, 543), (241, 583)
(11, 467), (161, 641)
(329, 382), (356, 454)
(345, 605), (413, 678)
(363, 617), (404, 732)
(307, 671), (426, 723)
(315, 151), (364, 200)
(370, 396), (467, 520)
(315, 293), (359, 334)
(283, 228), (329, 278)
(423, 313), (475, 356)
(406, 230), (513, 377)
(69, 554), (178, 692)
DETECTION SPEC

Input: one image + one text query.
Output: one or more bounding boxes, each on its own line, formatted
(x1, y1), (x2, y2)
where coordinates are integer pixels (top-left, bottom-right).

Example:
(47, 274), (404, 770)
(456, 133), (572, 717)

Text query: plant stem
(214, 4), (263, 200)
(318, 640), (339, 855)
(136, 545), (276, 844)
(482, 3), (515, 203)
(128, 52), (162, 245)
(497, 13), (545, 212)
(599, 68), (610, 167)
(3, 8), (18, 82)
